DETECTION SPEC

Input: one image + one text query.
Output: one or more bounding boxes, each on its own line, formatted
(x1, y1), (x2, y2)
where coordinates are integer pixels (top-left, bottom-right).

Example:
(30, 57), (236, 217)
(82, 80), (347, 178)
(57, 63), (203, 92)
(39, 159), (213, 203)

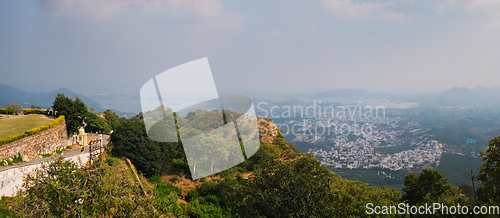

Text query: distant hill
(434, 86), (500, 106)
(0, 83), (101, 109)
(471, 85), (491, 93)
(315, 86), (500, 106)
(314, 89), (388, 98)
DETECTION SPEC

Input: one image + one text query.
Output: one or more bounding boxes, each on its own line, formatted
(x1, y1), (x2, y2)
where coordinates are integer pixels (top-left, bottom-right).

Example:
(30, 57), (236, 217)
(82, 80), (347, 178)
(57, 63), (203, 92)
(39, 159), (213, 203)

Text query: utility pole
(89, 139), (98, 165)
(470, 169), (476, 201)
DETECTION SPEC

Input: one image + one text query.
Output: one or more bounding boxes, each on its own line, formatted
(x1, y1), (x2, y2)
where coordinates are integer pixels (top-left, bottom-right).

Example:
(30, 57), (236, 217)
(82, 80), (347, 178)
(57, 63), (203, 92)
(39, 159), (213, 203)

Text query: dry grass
(160, 174), (201, 196)
(159, 174), (223, 196)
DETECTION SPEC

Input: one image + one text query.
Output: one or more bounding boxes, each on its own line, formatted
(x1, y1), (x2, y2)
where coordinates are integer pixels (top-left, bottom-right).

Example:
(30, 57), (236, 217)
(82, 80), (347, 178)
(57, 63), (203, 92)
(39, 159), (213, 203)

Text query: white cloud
(323, 0), (412, 22)
(431, 0), (456, 13)
(323, 0), (392, 18)
(380, 11), (413, 22)
(163, 0), (222, 17)
(468, 0), (500, 9)
(467, 0), (500, 26)
(298, 17), (320, 33)
(428, 0), (500, 26)
(399, 0), (414, 4)
(44, 0), (223, 19)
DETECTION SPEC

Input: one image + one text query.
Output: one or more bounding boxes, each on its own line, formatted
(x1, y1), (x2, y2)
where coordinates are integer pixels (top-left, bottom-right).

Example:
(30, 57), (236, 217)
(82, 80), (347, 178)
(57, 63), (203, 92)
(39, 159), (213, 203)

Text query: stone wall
(0, 121), (67, 162)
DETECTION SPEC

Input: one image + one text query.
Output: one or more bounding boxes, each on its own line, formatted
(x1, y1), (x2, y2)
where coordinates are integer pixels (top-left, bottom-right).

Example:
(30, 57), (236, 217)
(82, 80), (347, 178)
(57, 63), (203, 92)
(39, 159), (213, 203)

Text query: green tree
(52, 93), (88, 135)
(458, 184), (475, 201)
(402, 168), (450, 205)
(240, 154), (338, 217)
(331, 178), (401, 217)
(477, 136), (500, 204)
(402, 169), (466, 217)
(110, 119), (184, 177)
(103, 109), (121, 130)
(84, 112), (111, 134)
(5, 103), (22, 114)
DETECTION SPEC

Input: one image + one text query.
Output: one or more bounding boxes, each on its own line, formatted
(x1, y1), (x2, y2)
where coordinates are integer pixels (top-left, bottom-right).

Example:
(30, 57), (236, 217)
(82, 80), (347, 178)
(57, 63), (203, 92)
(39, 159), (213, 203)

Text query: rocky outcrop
(258, 118), (279, 145)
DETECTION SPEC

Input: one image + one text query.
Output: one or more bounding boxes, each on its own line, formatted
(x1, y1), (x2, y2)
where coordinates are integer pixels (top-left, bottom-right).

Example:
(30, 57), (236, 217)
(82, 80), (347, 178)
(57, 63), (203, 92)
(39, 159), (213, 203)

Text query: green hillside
(436, 153), (483, 186)
(3, 108), (498, 217)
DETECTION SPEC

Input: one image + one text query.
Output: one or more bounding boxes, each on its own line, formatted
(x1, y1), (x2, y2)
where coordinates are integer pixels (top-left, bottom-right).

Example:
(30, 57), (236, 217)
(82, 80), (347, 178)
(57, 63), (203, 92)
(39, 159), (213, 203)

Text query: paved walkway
(0, 134), (109, 173)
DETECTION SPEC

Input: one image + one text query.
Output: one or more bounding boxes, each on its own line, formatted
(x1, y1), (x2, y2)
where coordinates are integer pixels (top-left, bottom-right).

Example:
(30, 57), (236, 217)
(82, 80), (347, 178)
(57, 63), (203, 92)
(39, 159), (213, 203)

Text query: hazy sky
(1, 0), (500, 95)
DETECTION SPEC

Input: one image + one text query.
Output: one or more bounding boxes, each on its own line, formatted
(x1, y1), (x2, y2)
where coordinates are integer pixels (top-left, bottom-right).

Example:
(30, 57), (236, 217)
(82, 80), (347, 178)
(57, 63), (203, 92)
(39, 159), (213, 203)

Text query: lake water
(91, 96), (419, 115)
(92, 98), (142, 113)
(306, 97), (419, 109)
(91, 97), (205, 114)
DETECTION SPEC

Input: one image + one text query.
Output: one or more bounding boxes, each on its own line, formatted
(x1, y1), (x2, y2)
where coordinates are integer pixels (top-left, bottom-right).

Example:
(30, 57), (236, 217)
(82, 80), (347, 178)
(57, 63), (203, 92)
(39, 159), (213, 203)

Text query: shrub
(22, 109), (48, 115)
(12, 153), (23, 164)
(171, 175), (180, 183)
(11, 158), (158, 217)
(25, 116), (65, 136)
(156, 180), (183, 197)
(0, 108), (14, 114)
(0, 196), (17, 217)
(188, 201), (224, 218)
(171, 158), (190, 175)
(150, 175), (183, 197)
(0, 133), (27, 146)
(200, 194), (220, 205)
(187, 188), (200, 201)
(106, 157), (117, 166)
(150, 174), (162, 183)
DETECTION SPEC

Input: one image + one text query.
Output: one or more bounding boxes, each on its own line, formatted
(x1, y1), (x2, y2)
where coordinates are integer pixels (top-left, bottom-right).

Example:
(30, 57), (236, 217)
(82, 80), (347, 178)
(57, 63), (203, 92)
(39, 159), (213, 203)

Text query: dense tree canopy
(402, 168), (467, 217)
(84, 112), (111, 134)
(402, 168), (450, 205)
(477, 136), (500, 204)
(240, 155), (337, 217)
(103, 109), (121, 129)
(110, 119), (185, 177)
(52, 93), (88, 135)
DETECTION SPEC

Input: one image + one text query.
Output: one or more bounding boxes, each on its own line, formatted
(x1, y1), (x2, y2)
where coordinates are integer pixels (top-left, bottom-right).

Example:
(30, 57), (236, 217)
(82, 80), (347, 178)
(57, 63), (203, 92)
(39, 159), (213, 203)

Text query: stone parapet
(0, 121), (67, 162)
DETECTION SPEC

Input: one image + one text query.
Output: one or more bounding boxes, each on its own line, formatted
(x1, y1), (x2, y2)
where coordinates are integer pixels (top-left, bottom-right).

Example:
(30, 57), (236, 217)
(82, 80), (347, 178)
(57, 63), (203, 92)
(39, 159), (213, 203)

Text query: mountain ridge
(314, 89), (389, 98)
(0, 83), (101, 110)
(314, 86), (500, 106)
